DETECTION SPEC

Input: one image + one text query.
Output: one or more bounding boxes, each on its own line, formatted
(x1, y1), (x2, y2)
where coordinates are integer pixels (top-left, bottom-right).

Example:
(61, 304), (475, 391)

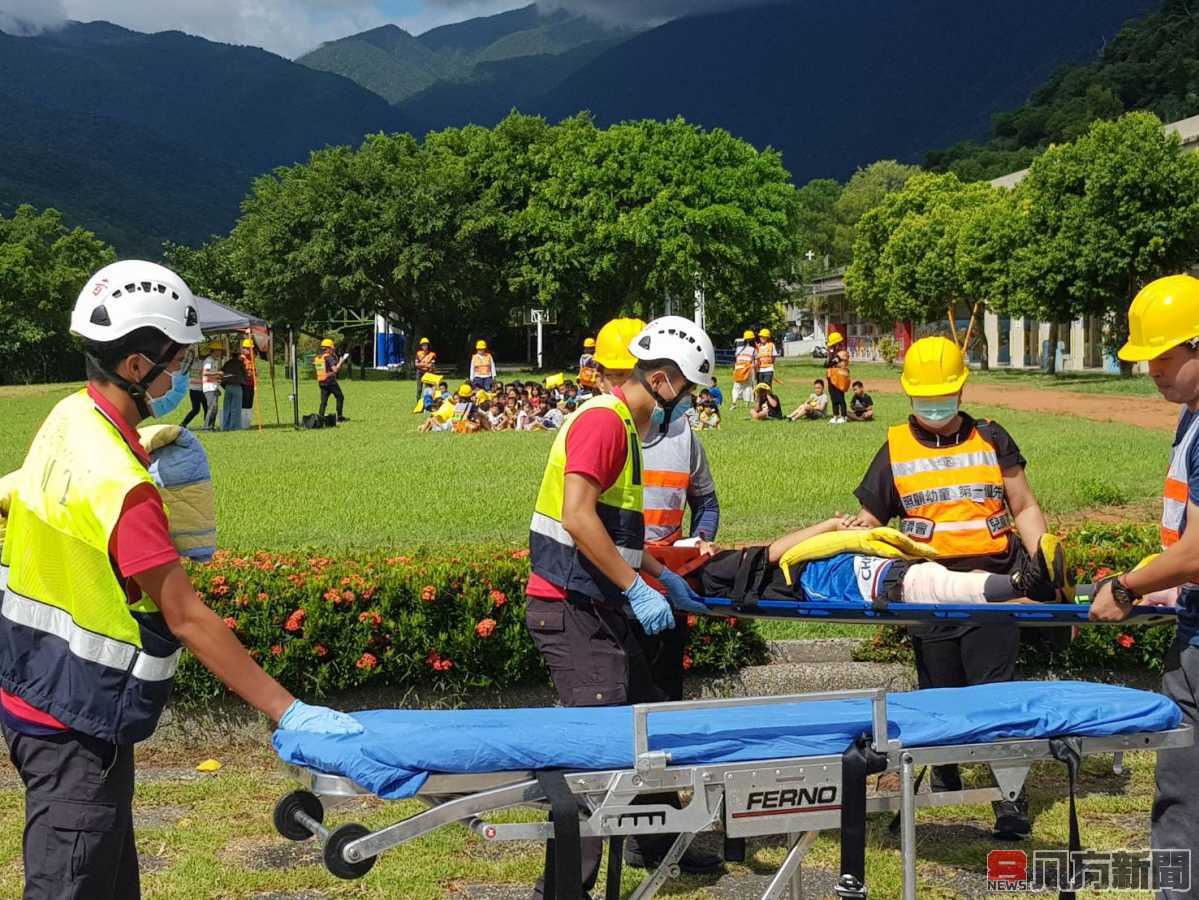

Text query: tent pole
(290, 328), (300, 429)
(270, 329), (281, 425)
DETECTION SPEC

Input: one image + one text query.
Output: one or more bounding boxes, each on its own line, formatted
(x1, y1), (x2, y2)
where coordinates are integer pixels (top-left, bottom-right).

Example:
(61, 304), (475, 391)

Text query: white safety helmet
(629, 316), (716, 386)
(71, 260), (202, 346)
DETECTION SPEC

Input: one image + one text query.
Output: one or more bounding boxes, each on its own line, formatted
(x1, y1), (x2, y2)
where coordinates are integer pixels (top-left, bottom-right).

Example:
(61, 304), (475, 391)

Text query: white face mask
(912, 396), (960, 425)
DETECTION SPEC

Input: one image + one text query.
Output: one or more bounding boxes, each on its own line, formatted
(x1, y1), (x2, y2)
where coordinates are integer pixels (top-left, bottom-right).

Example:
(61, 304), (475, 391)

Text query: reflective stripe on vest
(416, 350), (436, 369)
(1162, 412), (1199, 548)
(643, 422), (691, 545)
(314, 352), (330, 383)
(887, 422), (1010, 558)
(472, 354), (492, 377)
(0, 390), (181, 743)
(529, 393), (644, 601)
(757, 343), (776, 371)
(733, 346), (756, 382)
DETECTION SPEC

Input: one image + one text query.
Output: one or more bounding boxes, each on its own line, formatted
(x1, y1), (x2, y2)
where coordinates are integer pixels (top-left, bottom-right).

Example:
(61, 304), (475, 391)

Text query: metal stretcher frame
(273, 688), (1193, 900)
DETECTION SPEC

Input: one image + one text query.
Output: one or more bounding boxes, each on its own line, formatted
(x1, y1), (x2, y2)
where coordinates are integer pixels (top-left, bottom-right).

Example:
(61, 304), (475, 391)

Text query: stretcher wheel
(324, 823), (375, 880)
(274, 790), (323, 841)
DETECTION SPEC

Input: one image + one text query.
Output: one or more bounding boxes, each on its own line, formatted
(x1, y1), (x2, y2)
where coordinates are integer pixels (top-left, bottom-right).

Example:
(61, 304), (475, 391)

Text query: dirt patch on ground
(870, 378), (1177, 431)
(219, 837), (323, 871)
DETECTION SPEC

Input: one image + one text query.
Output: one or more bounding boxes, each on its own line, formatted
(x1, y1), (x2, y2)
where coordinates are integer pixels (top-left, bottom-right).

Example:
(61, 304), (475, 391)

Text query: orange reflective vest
(642, 423), (691, 545)
(827, 350), (850, 392)
(756, 342), (776, 371)
(415, 349), (436, 371)
(1162, 413), (1199, 547)
(314, 351), (334, 383)
(472, 353), (494, 378)
(733, 345), (756, 383)
(887, 422), (1012, 557)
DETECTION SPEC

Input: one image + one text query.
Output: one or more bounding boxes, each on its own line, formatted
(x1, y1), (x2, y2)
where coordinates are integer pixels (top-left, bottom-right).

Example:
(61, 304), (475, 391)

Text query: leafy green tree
(832, 160), (921, 262)
(162, 236), (243, 309)
(0, 205), (115, 384)
(791, 178), (842, 273)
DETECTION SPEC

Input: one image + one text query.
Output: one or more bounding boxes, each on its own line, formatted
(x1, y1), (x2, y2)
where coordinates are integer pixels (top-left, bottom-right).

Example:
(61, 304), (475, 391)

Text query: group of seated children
(685, 383), (723, 430)
(419, 377), (587, 434)
(749, 379), (873, 423)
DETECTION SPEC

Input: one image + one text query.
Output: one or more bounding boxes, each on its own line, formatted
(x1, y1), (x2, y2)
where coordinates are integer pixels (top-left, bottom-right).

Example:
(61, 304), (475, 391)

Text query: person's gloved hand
(625, 574), (676, 635)
(658, 567), (709, 616)
(277, 699), (364, 735)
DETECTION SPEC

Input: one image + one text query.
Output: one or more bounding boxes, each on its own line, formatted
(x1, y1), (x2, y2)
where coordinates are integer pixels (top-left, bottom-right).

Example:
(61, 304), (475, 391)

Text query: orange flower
(510, 548), (530, 559)
(314, 644), (329, 659)
(341, 576), (352, 587)
(234, 594), (249, 608)
(258, 592), (269, 602)
(323, 588), (340, 603)
(212, 575), (228, 588)
(1094, 567), (1114, 581)
(490, 589), (508, 607)
(212, 584), (231, 597)
(358, 610), (383, 629)
(223, 616), (238, 630)
(475, 618), (497, 638)
(1117, 633), (1135, 649)
(420, 585), (436, 603)
(362, 586), (378, 600)
(284, 609), (306, 633)
(686, 614), (698, 628)
(271, 644), (283, 657)
(355, 652), (378, 670)
(342, 590), (356, 604)
(682, 654), (693, 670)
(725, 617), (738, 628)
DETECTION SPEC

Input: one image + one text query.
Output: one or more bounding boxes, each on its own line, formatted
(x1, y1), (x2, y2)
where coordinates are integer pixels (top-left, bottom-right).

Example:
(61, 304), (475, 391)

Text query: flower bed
(178, 548), (768, 702)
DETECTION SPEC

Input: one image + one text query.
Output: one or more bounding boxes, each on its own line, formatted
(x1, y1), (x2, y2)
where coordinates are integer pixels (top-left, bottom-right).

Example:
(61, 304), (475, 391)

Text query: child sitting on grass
(788, 379), (829, 421)
(847, 380), (874, 421)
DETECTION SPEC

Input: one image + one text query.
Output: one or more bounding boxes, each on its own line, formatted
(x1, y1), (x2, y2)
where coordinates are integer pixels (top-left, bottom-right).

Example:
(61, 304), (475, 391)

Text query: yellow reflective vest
(529, 393), (644, 601)
(1, 390), (181, 743)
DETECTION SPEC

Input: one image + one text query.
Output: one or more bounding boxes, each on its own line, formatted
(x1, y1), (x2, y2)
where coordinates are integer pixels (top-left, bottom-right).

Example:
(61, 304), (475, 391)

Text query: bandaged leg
(900, 561), (1019, 605)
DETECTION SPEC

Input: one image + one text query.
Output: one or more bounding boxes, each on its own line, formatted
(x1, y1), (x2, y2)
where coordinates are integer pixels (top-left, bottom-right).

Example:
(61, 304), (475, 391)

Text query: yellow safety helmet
(419, 336), (430, 345)
(583, 337), (596, 349)
(457, 383), (473, 398)
(827, 331), (844, 347)
(742, 329), (755, 341)
(242, 338), (254, 349)
(758, 328), (772, 339)
(900, 336), (969, 397)
(321, 338), (335, 348)
(1119, 274), (1199, 362)
(594, 317), (647, 371)
(754, 382), (771, 393)
(475, 340), (488, 351)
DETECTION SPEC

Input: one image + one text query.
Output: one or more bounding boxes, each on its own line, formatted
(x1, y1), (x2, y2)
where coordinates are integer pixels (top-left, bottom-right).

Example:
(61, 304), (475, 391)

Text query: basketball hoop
(523, 308), (558, 326)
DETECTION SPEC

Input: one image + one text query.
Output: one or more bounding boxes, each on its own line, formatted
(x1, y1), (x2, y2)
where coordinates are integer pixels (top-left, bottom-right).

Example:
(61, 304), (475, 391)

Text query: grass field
(0, 363), (1170, 552)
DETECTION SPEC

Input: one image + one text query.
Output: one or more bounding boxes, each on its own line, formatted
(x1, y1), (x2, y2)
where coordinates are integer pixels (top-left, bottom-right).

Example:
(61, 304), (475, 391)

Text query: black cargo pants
(2, 722), (139, 900)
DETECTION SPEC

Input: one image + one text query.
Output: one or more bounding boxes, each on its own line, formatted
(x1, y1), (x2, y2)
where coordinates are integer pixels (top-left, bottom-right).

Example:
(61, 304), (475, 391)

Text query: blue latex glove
(658, 567), (709, 616)
(277, 699), (364, 735)
(625, 574), (676, 635)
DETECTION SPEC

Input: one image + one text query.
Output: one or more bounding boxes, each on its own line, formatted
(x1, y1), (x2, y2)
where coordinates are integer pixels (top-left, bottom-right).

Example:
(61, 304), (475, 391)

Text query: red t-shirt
(2, 386), (179, 733)
(527, 389), (632, 600)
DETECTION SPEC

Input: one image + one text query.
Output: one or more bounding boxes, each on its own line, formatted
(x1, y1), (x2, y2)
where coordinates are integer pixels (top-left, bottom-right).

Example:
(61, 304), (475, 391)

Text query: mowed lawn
(0, 362), (1171, 551)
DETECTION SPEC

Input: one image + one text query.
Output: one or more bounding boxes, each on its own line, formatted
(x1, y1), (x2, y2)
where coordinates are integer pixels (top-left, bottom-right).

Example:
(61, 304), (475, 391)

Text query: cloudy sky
(0, 0), (766, 59)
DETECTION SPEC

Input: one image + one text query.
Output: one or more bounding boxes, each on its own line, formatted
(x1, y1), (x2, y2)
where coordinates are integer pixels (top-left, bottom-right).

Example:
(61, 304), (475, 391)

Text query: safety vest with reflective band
(1162, 411), (1199, 549)
(827, 350), (850, 392)
(886, 422), (1012, 558)
(0, 390), (181, 744)
(472, 353), (493, 377)
(415, 349), (436, 371)
(733, 345), (756, 382)
(643, 420), (691, 545)
(756, 342), (776, 371)
(578, 354), (599, 389)
(529, 393), (644, 602)
(314, 350), (333, 383)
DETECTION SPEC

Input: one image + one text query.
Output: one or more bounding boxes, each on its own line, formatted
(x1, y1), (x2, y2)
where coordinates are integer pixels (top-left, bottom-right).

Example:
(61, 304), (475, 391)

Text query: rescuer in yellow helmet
(731, 329), (758, 409)
(470, 339), (496, 392)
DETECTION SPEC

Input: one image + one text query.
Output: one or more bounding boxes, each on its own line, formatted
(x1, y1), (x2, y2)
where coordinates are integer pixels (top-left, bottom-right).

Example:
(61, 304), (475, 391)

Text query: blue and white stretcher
(273, 681), (1191, 900)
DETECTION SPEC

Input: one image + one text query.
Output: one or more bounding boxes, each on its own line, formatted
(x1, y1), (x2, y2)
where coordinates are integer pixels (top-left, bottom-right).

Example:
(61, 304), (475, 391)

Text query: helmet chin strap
(634, 368), (685, 434)
(87, 342), (180, 419)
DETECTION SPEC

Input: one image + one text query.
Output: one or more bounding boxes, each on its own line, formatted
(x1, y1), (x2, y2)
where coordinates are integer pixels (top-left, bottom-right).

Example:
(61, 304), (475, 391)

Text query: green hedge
(179, 549), (769, 702)
(857, 523), (1178, 674)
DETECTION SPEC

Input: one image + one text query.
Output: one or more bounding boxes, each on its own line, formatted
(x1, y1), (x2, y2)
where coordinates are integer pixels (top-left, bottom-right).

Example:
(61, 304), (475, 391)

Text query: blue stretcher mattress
(274, 681), (1180, 801)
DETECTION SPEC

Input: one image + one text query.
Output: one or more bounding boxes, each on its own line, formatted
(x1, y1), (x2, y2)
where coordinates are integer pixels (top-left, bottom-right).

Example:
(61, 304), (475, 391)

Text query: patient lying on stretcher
(683, 516), (1069, 608)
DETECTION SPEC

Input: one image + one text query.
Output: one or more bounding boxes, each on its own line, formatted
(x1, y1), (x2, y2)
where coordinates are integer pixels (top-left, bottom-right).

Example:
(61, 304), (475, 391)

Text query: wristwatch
(1105, 574), (1141, 607)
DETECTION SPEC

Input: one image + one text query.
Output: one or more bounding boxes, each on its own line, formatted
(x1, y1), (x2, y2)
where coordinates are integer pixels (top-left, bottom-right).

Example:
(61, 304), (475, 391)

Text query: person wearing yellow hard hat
(314, 338), (348, 423)
(578, 335), (600, 396)
(851, 334), (1067, 840)
(1089, 274), (1199, 877)
(239, 337), (258, 430)
(754, 327), (777, 386)
(470, 339), (496, 392)
(731, 329), (758, 409)
(525, 316), (723, 894)
(825, 330), (851, 424)
(414, 336), (437, 403)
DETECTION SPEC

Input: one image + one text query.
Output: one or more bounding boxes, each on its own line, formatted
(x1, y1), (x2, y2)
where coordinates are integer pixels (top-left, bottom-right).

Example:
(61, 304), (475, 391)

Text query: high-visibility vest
(1162, 412), (1199, 548)
(757, 342), (776, 371)
(887, 421), (1012, 557)
(578, 353), (599, 388)
(530, 393), (644, 601)
(0, 390), (181, 744)
(314, 350), (333, 383)
(415, 349), (436, 371)
(472, 353), (493, 378)
(827, 350), (850, 391)
(733, 345), (756, 382)
(643, 419), (691, 545)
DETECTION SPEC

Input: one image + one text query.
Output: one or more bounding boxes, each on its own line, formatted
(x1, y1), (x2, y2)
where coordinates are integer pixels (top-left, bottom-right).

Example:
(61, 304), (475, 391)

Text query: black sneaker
(930, 764), (963, 793)
(337, 415), (350, 422)
(1012, 535), (1074, 602)
(992, 798), (1031, 841)
(623, 844), (724, 876)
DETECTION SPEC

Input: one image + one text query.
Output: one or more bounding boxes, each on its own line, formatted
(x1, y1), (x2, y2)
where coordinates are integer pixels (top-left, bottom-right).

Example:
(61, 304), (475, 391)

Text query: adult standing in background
(826, 331), (851, 425)
(315, 338), (347, 422)
(470, 340), (496, 392)
(219, 347), (248, 432)
(239, 338), (257, 430)
(414, 337), (436, 402)
(755, 328), (777, 387)
(180, 344), (209, 429)
(731, 330), (757, 409)
(200, 342), (223, 430)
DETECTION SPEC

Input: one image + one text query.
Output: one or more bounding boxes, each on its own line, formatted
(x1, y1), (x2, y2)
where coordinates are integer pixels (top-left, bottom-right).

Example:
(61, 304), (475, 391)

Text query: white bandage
(901, 562), (989, 604)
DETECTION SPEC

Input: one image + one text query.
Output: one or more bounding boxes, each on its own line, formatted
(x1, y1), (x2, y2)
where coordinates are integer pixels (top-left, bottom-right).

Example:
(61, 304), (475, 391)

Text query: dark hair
(699, 388), (711, 396)
(84, 327), (175, 384)
(634, 358), (685, 381)
(852, 380), (864, 389)
(814, 378), (825, 387)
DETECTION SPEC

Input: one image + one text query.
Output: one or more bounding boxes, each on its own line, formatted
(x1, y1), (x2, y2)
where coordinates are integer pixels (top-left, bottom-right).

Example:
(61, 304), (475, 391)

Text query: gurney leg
(761, 832), (817, 900)
(605, 837), (624, 900)
(627, 832), (695, 900)
(900, 752), (917, 900)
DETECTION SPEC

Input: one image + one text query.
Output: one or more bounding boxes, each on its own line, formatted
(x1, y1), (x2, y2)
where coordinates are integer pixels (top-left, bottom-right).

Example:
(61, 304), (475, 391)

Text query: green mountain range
(298, 4), (628, 106)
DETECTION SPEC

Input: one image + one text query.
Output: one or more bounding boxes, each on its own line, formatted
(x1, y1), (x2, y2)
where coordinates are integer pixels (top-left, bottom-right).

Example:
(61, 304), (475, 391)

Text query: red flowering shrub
(475, 618), (497, 638)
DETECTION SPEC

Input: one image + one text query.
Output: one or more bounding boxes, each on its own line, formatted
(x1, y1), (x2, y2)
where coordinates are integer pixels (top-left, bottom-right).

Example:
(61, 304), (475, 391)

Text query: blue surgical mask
(148, 367), (190, 418)
(650, 396), (692, 432)
(912, 396), (960, 425)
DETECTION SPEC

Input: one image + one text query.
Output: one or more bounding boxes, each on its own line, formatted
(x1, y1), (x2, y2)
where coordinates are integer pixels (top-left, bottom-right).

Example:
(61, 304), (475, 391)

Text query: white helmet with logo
(629, 315), (716, 386)
(71, 260), (202, 346)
